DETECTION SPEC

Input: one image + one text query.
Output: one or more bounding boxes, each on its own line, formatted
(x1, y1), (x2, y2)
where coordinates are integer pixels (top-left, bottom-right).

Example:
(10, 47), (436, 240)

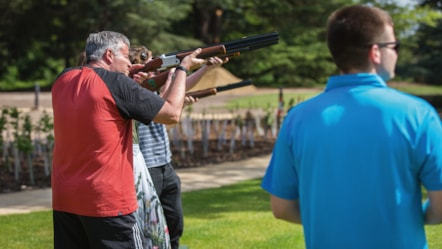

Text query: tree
(0, 0), (198, 90)
(177, 0), (352, 87)
(1, 0), (442, 90)
(410, 0), (442, 85)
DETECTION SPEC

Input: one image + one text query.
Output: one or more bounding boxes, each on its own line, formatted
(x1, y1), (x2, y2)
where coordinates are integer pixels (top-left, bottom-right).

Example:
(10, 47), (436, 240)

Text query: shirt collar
(325, 73), (387, 92)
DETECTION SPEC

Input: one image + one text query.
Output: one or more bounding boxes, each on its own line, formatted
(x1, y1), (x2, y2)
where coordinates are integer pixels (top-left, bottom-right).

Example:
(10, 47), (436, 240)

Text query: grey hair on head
(85, 31), (130, 62)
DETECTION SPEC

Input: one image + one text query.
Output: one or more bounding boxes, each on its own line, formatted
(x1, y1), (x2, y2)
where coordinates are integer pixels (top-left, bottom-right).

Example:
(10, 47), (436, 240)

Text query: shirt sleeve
(261, 118), (300, 200)
(105, 72), (165, 125)
(418, 108), (442, 191)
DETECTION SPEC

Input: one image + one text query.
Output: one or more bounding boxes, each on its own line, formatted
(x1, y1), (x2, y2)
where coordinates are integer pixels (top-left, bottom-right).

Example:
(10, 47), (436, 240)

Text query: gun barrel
(215, 79), (253, 92)
(166, 32), (279, 57)
(226, 39), (280, 54)
(222, 32), (279, 51)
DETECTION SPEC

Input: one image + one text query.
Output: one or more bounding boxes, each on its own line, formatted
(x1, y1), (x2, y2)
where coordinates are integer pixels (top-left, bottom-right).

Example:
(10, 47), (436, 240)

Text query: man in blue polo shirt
(261, 4), (442, 249)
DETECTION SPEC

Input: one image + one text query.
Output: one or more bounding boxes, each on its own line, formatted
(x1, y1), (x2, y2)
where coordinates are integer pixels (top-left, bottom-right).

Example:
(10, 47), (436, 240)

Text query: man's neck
(88, 60), (110, 71)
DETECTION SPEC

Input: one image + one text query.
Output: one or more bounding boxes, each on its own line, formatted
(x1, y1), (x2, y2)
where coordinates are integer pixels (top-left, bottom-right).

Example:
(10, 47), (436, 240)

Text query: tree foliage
(0, 0), (442, 90)
(410, 0), (442, 85)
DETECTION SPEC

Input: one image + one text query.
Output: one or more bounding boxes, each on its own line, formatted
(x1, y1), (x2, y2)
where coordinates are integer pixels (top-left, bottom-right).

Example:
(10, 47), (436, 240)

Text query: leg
(53, 210), (89, 249)
(149, 163), (183, 249)
(80, 212), (143, 249)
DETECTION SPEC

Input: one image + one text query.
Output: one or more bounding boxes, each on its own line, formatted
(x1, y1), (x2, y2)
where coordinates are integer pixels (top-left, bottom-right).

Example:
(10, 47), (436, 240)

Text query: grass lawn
(0, 211), (52, 249)
(225, 91), (319, 110)
(389, 82), (442, 95)
(1, 179), (441, 249)
(180, 178), (304, 248)
(224, 83), (442, 111)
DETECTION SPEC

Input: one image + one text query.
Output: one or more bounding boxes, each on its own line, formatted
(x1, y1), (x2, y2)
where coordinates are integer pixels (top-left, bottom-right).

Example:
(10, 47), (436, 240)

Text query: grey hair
(85, 31), (130, 62)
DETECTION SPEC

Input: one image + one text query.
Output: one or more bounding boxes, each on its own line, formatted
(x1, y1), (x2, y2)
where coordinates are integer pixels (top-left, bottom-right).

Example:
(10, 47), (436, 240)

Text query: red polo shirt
(51, 66), (164, 217)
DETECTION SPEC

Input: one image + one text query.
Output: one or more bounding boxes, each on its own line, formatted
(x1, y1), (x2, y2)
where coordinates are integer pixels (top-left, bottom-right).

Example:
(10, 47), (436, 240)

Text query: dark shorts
(53, 210), (143, 249)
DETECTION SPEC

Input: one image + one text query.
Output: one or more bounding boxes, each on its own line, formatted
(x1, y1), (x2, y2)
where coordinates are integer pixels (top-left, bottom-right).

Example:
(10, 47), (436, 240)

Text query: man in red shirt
(51, 31), (204, 249)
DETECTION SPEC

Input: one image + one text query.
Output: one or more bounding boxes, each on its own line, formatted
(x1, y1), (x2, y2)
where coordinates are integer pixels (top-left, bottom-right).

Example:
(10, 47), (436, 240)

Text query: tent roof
(188, 67), (256, 94)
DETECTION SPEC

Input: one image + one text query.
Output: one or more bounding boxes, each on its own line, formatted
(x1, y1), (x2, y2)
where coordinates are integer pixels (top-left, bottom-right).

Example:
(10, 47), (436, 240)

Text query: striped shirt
(138, 122), (172, 168)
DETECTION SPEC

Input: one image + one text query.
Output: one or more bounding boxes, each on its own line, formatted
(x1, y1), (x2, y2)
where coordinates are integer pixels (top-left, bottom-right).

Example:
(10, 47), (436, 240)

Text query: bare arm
(185, 56), (227, 91)
(270, 195), (302, 224)
(424, 190), (442, 224)
(153, 48), (204, 125)
(157, 56), (227, 108)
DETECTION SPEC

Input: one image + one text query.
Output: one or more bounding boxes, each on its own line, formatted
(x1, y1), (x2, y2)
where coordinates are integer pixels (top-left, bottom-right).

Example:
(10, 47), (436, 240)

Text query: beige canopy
(188, 67), (256, 95)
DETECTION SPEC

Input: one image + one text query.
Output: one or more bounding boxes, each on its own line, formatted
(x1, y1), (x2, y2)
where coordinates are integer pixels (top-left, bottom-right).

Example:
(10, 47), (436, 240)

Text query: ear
(368, 44), (382, 65)
(103, 49), (113, 64)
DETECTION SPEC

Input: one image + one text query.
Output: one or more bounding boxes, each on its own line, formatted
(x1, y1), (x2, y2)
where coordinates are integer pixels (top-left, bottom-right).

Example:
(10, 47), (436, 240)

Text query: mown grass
(225, 83), (442, 111)
(180, 178), (304, 248)
(225, 91), (319, 110)
(391, 83), (442, 95)
(0, 211), (53, 249)
(1, 179), (441, 249)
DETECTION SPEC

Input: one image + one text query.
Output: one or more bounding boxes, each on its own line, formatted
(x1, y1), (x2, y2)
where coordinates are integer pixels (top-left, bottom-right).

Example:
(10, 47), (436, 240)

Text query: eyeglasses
(374, 41), (400, 53)
(140, 50), (151, 62)
(140, 52), (148, 61)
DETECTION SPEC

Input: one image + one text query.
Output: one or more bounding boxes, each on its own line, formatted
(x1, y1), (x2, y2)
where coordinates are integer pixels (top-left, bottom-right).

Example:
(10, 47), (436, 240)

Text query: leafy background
(1, 0), (442, 91)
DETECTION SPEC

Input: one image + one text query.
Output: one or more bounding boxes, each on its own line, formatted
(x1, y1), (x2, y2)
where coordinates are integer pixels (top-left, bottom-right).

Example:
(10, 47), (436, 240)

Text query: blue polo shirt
(262, 73), (442, 249)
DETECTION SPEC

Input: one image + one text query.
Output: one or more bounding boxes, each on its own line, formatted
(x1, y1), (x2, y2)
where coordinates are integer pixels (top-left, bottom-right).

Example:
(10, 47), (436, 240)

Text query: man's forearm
(424, 190), (442, 224)
(270, 195), (302, 224)
(153, 68), (187, 125)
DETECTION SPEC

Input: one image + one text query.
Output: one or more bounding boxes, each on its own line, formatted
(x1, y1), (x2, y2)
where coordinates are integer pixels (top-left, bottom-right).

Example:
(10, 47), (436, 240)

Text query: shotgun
(186, 79), (253, 99)
(139, 52), (240, 91)
(139, 32), (279, 91)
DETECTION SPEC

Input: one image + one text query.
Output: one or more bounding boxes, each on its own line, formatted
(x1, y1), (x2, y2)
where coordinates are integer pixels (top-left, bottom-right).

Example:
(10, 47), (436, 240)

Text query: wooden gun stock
(140, 52), (241, 92)
(140, 71), (169, 91)
(140, 45), (226, 73)
(186, 88), (218, 99)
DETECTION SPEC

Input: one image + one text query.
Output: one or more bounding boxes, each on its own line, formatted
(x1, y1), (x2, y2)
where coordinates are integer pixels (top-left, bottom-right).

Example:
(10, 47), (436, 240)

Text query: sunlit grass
(0, 179), (441, 249)
(0, 211), (53, 249)
(181, 178), (304, 249)
(225, 91), (320, 110)
(389, 82), (442, 95)
(223, 83), (442, 111)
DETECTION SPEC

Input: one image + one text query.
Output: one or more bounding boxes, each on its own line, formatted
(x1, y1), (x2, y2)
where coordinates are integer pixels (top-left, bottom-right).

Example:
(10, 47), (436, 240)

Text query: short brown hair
(129, 46), (152, 64)
(326, 5), (393, 72)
